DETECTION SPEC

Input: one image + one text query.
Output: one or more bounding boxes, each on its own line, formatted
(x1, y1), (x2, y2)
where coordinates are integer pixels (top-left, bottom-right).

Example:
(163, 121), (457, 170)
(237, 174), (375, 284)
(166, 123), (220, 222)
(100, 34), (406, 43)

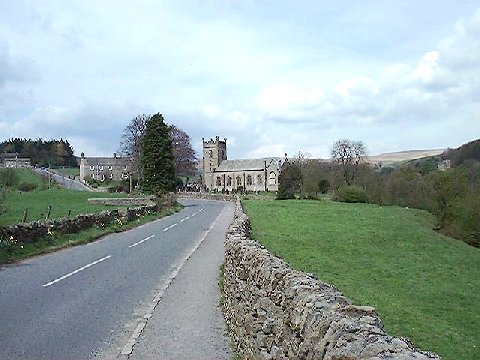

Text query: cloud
(0, 43), (38, 87)
(250, 7), (480, 158)
(1, 2), (479, 161)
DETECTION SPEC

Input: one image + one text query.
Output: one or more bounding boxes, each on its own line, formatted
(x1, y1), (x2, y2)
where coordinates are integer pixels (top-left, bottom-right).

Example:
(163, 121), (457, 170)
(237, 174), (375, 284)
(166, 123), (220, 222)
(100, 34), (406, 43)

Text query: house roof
(82, 157), (133, 166)
(214, 158), (283, 172)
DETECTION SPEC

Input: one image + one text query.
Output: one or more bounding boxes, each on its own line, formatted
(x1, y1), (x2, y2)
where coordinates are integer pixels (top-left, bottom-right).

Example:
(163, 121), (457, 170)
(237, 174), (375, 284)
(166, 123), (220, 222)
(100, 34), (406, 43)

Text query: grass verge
(242, 199), (479, 360)
(0, 204), (183, 265)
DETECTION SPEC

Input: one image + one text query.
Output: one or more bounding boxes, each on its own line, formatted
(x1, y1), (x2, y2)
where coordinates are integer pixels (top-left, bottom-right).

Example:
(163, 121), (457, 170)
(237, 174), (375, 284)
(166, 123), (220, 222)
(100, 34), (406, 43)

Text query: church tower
(202, 136), (227, 190)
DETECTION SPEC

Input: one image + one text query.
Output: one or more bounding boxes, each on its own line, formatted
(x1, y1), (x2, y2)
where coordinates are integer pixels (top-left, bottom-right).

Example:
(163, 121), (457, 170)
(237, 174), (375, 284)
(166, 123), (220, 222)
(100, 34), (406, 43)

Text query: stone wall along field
(223, 201), (440, 359)
(87, 196), (156, 206)
(0, 204), (156, 244)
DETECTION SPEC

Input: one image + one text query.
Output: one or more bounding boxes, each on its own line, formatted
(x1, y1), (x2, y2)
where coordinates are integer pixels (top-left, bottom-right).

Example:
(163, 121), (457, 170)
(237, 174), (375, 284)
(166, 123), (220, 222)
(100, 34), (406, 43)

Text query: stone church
(201, 136), (284, 192)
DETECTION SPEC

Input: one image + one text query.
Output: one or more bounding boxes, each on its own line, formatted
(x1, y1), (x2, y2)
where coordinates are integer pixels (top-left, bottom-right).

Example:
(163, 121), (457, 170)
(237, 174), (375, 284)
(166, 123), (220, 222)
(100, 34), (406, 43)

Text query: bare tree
(119, 114), (149, 164)
(331, 139), (367, 186)
(169, 125), (197, 175)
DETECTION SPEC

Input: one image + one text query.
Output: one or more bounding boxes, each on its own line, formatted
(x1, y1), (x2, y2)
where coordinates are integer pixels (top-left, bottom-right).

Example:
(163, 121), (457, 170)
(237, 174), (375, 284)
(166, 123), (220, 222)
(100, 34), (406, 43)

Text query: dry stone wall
(223, 201), (440, 359)
(0, 204), (156, 244)
(87, 196), (156, 206)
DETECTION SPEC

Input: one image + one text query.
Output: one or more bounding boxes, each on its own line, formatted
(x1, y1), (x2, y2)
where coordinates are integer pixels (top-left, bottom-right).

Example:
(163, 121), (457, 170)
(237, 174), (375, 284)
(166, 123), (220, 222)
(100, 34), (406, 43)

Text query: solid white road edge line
(42, 255), (112, 288)
(119, 204), (226, 356)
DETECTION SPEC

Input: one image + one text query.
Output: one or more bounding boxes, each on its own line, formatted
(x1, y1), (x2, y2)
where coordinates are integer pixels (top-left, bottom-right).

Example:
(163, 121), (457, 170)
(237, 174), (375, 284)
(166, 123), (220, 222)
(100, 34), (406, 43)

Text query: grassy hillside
(0, 189), (124, 226)
(242, 199), (480, 360)
(0, 168), (123, 226)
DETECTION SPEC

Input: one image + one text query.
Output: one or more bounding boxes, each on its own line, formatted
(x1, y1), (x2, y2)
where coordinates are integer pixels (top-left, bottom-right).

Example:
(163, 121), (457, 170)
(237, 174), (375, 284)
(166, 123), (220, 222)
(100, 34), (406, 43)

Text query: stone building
(79, 153), (133, 184)
(201, 136), (284, 192)
(0, 152), (31, 168)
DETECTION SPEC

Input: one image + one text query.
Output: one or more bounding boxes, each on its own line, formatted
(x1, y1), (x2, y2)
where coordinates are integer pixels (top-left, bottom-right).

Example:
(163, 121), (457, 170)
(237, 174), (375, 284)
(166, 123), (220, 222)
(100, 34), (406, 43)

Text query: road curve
(0, 199), (233, 359)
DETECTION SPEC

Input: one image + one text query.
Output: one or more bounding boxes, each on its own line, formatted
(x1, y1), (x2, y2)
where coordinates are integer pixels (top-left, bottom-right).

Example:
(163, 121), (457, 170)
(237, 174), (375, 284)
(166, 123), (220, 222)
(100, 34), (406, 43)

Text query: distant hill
(366, 149), (445, 164)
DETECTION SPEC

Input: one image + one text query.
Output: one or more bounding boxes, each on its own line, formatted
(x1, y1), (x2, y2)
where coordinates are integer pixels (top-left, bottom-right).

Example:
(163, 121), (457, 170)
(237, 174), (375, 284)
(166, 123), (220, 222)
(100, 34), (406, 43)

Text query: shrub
(18, 182), (38, 192)
(0, 168), (19, 188)
(335, 185), (368, 203)
(277, 164), (302, 200)
(318, 179), (330, 194)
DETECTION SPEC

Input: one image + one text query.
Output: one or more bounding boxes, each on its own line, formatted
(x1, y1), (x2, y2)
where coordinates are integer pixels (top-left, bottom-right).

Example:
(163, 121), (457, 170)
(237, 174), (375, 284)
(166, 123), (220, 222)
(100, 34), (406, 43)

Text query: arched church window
(227, 176), (232, 186)
(216, 177), (222, 186)
(269, 172), (276, 185)
(236, 176), (242, 186)
(209, 150), (213, 157)
(246, 175), (253, 186)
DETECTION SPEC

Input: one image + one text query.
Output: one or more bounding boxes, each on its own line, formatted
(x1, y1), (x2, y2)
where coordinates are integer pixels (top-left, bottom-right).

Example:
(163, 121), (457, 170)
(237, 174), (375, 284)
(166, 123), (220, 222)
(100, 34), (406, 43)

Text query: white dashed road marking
(128, 235), (156, 248)
(42, 255), (112, 288)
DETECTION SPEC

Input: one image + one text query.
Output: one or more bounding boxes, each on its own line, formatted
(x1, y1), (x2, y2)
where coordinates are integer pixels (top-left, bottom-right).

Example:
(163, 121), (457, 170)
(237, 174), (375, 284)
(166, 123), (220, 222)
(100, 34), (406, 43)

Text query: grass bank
(53, 167), (80, 177)
(242, 199), (479, 360)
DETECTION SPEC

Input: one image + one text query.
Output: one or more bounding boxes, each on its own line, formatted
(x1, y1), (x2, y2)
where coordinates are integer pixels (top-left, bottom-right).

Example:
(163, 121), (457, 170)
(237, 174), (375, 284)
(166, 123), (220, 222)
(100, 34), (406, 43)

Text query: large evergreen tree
(141, 113), (176, 194)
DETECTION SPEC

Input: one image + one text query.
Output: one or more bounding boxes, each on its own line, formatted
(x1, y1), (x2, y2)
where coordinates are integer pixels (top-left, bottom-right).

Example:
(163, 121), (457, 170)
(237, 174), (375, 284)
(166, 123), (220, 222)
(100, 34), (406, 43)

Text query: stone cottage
(201, 136), (284, 192)
(0, 152), (31, 168)
(79, 153), (133, 184)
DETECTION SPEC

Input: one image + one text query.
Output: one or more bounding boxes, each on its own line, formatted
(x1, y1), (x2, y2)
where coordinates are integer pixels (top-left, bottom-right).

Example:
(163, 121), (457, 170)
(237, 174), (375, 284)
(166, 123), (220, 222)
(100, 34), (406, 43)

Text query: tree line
(0, 138), (76, 167)
(278, 139), (480, 247)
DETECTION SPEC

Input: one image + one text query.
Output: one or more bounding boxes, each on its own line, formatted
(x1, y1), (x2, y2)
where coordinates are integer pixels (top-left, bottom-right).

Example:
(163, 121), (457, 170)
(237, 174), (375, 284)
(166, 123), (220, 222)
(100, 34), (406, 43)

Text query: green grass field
(0, 168), (125, 225)
(0, 189), (125, 225)
(53, 167), (80, 177)
(242, 199), (480, 360)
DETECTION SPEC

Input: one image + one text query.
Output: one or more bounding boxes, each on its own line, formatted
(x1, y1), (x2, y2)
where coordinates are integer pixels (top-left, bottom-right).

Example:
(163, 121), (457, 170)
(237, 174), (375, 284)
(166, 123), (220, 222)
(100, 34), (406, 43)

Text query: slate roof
(214, 158), (283, 172)
(82, 157), (133, 166)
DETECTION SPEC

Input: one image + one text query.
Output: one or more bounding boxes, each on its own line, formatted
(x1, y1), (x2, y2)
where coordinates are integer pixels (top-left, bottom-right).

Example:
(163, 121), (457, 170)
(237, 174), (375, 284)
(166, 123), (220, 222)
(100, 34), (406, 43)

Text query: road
(0, 199), (233, 359)
(33, 168), (92, 191)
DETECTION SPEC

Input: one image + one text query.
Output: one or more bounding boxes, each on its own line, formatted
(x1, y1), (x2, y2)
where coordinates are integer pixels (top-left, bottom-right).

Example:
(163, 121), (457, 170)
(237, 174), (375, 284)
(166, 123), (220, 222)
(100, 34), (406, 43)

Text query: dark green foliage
(0, 138), (76, 167)
(0, 168), (19, 188)
(444, 139), (480, 166)
(426, 168), (467, 228)
(318, 179), (330, 194)
(106, 180), (130, 193)
(141, 113), (176, 194)
(175, 177), (184, 189)
(384, 165), (433, 210)
(409, 155), (442, 175)
(0, 187), (6, 215)
(335, 185), (367, 203)
(277, 164), (302, 200)
(17, 182), (38, 192)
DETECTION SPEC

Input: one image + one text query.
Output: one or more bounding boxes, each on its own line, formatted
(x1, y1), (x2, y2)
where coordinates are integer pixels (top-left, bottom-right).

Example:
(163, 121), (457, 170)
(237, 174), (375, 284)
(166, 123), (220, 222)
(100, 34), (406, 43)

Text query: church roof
(215, 158), (283, 172)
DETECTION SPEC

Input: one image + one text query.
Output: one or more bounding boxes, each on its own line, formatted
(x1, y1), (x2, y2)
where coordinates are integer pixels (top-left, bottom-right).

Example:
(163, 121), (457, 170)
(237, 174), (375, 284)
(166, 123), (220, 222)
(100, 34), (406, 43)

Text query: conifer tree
(141, 113), (176, 194)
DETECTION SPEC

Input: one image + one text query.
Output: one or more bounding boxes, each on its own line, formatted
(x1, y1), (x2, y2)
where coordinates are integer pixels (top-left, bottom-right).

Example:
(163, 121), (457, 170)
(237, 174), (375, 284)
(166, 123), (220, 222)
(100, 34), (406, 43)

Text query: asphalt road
(33, 168), (92, 191)
(0, 199), (232, 359)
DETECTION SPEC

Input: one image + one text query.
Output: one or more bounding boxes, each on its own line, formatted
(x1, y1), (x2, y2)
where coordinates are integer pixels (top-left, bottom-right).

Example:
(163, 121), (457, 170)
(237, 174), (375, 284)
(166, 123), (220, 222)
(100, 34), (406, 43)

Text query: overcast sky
(0, 1), (479, 160)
